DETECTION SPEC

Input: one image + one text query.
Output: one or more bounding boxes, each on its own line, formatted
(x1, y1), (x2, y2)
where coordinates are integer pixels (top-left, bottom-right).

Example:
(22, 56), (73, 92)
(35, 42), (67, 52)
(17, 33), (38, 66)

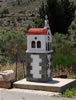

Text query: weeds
(61, 87), (76, 98)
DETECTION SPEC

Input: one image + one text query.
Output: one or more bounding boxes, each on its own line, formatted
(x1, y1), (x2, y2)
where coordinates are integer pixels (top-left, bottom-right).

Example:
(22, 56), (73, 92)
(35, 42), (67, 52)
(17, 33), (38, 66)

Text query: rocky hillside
(0, 0), (44, 32)
(0, 0), (75, 32)
(0, 0), (36, 8)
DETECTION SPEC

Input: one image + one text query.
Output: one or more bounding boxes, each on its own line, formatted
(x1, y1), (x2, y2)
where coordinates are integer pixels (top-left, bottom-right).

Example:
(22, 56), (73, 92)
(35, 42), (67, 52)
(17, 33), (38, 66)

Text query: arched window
(48, 32), (50, 35)
(46, 43), (48, 51)
(37, 41), (41, 48)
(49, 42), (51, 50)
(48, 36), (50, 40)
(48, 42), (51, 50)
(48, 42), (50, 50)
(31, 41), (35, 48)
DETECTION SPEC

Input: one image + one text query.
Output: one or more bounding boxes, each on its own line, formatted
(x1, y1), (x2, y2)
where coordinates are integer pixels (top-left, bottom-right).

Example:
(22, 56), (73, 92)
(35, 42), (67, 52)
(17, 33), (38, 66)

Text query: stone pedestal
(26, 51), (53, 82)
(0, 70), (14, 88)
(0, 81), (12, 89)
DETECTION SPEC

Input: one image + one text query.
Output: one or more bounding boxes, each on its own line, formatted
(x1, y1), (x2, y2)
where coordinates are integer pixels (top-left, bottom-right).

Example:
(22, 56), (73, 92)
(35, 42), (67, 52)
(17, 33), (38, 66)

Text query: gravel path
(0, 88), (76, 100)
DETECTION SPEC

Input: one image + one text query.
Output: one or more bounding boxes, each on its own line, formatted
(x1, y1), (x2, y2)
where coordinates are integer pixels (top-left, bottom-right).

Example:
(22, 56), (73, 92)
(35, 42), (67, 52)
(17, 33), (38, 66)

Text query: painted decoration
(31, 55), (42, 79)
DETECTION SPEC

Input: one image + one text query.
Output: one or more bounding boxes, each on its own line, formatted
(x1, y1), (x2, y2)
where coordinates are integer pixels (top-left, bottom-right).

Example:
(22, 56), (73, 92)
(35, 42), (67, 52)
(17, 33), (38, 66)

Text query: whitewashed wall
(27, 35), (46, 52)
(27, 29), (52, 52)
(45, 30), (52, 43)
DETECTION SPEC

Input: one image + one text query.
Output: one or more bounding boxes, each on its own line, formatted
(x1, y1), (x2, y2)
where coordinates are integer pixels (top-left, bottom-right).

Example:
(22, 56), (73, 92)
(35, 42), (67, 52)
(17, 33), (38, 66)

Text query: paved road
(0, 88), (76, 100)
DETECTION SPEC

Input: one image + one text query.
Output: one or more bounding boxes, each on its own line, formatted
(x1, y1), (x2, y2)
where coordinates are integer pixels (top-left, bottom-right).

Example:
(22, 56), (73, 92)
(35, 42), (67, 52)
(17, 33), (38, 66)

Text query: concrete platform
(13, 78), (76, 92)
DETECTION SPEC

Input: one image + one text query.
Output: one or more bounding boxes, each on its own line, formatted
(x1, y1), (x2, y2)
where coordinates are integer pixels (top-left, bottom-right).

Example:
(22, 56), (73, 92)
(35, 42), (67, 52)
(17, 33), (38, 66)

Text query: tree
(39, 1), (46, 20)
(16, 0), (22, 5)
(0, 31), (26, 80)
(0, 8), (9, 18)
(39, 0), (75, 35)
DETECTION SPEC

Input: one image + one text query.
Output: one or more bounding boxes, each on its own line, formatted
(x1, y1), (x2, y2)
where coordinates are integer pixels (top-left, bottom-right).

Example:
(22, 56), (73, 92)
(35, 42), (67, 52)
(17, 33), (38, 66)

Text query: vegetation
(53, 53), (76, 68)
(61, 87), (76, 97)
(0, 8), (9, 18)
(0, 0), (76, 80)
(39, 0), (76, 35)
(0, 31), (26, 80)
(24, 24), (32, 33)
(52, 32), (76, 77)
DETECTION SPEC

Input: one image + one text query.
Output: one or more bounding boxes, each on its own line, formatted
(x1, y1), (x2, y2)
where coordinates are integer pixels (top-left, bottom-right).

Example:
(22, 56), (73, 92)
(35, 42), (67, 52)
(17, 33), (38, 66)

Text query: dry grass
(0, 63), (26, 81)
(53, 66), (76, 79)
(0, 63), (76, 81)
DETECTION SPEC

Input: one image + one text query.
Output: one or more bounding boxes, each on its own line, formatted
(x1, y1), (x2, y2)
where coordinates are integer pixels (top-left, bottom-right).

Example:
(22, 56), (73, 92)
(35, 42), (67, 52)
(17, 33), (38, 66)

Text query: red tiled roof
(28, 28), (48, 35)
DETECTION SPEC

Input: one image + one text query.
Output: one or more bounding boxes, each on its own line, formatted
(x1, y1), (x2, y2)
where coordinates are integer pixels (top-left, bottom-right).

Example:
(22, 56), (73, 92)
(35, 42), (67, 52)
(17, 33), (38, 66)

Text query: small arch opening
(49, 42), (51, 50)
(31, 41), (35, 48)
(46, 43), (48, 50)
(48, 42), (50, 50)
(37, 41), (41, 48)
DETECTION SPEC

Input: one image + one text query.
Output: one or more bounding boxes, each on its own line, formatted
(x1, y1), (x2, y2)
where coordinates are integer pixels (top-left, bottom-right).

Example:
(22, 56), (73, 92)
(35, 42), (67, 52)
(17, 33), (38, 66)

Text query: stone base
(13, 78), (76, 92)
(0, 81), (12, 89)
(26, 52), (53, 82)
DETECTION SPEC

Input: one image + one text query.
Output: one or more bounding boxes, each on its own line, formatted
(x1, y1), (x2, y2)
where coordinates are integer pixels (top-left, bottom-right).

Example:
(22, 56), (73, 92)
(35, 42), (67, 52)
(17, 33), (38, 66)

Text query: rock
(0, 70), (14, 81)
(0, 70), (14, 88)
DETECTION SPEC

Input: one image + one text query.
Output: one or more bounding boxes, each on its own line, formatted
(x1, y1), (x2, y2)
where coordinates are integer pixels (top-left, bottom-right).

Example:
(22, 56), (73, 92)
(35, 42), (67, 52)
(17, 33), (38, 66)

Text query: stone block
(0, 70), (14, 88)
(0, 81), (12, 89)
(0, 70), (14, 81)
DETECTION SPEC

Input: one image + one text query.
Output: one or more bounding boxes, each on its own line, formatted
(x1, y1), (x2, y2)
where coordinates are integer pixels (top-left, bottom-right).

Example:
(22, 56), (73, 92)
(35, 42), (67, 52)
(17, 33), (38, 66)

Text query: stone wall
(26, 52), (53, 82)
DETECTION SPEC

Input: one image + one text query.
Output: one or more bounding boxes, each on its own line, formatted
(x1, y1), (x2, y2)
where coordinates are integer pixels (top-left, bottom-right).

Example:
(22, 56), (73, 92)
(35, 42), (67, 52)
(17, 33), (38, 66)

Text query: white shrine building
(26, 16), (53, 82)
(26, 17), (52, 53)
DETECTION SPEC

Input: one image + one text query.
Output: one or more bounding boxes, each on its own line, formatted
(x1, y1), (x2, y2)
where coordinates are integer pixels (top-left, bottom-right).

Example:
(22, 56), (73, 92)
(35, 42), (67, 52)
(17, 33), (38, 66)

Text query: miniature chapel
(26, 16), (53, 82)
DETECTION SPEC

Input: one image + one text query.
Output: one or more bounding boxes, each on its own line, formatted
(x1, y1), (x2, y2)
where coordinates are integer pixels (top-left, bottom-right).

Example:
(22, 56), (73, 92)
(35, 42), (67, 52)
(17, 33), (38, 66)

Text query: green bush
(52, 32), (76, 68)
(74, 31), (76, 39)
(0, 20), (3, 26)
(0, 31), (26, 65)
(52, 32), (72, 54)
(71, 24), (76, 30)
(61, 87), (76, 97)
(53, 53), (76, 68)
(34, 17), (44, 28)
(0, 56), (7, 66)
(17, 16), (22, 23)
(53, 32), (71, 44)
(24, 24), (32, 33)
(0, 8), (9, 18)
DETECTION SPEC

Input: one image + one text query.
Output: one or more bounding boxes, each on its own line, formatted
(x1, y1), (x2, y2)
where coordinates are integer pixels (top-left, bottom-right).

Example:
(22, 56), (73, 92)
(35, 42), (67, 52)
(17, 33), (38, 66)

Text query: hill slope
(0, 0), (44, 32)
(0, 0), (75, 32)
